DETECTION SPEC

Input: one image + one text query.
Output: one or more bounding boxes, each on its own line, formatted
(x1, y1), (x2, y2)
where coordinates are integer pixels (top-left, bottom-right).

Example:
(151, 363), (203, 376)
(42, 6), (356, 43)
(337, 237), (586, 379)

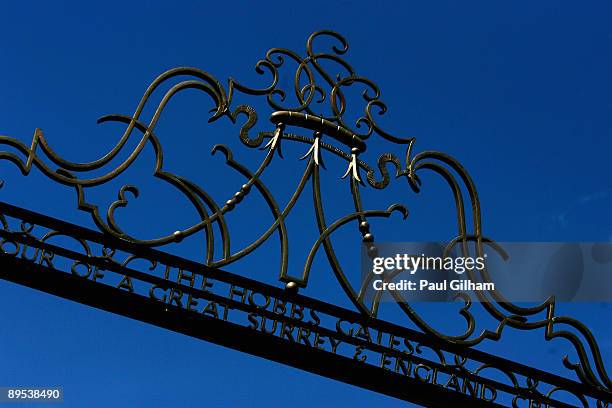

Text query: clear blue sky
(0, 1), (611, 407)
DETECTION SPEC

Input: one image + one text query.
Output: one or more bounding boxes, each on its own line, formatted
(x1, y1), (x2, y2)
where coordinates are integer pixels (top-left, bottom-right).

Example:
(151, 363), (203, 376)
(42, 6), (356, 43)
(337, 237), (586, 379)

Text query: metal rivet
(359, 221), (370, 233)
(285, 281), (299, 293)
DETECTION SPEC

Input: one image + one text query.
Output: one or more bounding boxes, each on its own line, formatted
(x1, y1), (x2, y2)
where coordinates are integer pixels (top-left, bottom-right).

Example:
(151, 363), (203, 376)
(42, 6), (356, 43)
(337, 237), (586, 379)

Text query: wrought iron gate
(0, 31), (610, 407)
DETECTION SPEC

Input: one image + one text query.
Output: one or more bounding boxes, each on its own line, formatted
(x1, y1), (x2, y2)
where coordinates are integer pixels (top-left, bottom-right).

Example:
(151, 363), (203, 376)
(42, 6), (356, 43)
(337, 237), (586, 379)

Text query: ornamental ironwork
(0, 31), (610, 407)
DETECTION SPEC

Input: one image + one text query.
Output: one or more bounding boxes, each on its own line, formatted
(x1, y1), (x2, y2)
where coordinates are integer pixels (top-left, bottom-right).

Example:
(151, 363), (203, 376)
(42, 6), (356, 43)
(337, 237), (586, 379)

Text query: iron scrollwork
(0, 30), (610, 399)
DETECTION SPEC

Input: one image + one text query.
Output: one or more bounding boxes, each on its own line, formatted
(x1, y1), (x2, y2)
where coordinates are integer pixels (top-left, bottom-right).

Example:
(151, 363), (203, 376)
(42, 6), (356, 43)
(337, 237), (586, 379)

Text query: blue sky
(0, 1), (611, 407)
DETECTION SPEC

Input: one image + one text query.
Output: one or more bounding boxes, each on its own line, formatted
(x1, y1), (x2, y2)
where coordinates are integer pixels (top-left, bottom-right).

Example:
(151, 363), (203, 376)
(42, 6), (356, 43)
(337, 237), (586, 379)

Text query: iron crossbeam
(0, 201), (610, 407)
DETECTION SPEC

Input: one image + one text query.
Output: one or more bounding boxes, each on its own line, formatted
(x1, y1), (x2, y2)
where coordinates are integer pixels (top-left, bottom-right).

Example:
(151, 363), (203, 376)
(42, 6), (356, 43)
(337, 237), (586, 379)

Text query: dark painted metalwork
(0, 202), (609, 407)
(0, 31), (610, 406)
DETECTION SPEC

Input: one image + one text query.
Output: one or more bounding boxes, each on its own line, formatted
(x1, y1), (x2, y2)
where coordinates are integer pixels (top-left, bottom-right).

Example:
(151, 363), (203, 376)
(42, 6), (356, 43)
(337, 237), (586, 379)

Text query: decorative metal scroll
(0, 30), (610, 406)
(0, 202), (610, 407)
